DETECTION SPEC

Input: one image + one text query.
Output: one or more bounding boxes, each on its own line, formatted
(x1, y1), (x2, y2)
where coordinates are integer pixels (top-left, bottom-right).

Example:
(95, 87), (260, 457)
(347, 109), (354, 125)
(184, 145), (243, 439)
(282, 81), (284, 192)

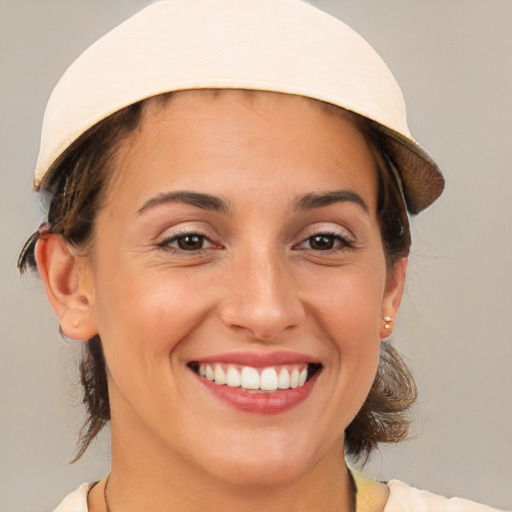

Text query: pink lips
(192, 350), (320, 367)
(190, 351), (321, 415)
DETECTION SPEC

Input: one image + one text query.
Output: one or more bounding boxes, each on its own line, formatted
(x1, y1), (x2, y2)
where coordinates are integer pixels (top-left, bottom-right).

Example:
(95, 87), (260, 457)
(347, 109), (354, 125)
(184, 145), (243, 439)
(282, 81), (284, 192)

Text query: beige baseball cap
(34, 0), (444, 214)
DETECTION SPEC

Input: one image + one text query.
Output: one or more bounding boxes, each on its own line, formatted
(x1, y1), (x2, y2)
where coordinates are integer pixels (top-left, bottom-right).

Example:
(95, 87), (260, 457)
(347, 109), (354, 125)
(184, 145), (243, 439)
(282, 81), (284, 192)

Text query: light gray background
(1, 1), (511, 511)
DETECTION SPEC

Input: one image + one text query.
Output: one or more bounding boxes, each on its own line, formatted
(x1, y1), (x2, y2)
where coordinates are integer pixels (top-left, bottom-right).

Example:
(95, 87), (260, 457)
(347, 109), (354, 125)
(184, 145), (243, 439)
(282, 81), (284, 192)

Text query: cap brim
(374, 125), (445, 214)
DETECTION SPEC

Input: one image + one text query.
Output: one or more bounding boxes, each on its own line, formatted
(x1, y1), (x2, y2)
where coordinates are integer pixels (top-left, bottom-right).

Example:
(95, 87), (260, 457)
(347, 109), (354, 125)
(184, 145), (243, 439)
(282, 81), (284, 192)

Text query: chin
(205, 454), (312, 488)
(192, 428), (334, 489)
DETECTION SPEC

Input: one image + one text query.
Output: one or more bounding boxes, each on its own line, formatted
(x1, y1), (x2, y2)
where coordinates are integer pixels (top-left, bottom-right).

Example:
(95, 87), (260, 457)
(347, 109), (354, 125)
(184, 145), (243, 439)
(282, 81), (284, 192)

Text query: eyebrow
(137, 191), (232, 215)
(293, 190), (369, 213)
(137, 189), (368, 216)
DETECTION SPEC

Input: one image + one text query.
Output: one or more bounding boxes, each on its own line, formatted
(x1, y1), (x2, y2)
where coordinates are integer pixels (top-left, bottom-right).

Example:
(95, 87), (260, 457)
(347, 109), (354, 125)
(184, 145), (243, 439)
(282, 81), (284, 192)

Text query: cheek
(91, 269), (211, 423)
(91, 260), (211, 370)
(309, 265), (386, 341)
(307, 265), (385, 393)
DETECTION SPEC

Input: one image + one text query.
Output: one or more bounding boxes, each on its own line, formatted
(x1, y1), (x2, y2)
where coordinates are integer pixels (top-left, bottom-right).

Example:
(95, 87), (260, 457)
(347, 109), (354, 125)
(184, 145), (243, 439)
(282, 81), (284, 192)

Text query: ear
(380, 257), (407, 339)
(35, 234), (98, 341)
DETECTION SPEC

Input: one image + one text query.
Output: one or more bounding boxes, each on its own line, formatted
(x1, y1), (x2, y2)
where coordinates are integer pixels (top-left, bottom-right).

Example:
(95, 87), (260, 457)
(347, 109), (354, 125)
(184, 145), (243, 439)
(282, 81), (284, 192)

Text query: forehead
(142, 89), (367, 138)
(106, 89), (379, 210)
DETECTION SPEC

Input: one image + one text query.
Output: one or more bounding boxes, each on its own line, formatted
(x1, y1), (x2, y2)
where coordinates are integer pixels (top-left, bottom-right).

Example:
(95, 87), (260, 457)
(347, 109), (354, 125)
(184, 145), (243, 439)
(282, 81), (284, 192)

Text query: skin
(37, 90), (405, 511)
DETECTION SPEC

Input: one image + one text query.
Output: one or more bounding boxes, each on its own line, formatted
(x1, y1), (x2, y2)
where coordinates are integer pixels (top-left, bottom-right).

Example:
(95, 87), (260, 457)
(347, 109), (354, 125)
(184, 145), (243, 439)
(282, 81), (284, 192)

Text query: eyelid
(297, 222), (354, 241)
(156, 222), (217, 241)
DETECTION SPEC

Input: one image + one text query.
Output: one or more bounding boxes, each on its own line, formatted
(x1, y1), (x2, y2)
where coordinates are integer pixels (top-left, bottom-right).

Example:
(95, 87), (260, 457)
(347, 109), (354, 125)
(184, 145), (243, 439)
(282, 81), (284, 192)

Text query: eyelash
(157, 230), (354, 255)
(294, 231), (355, 253)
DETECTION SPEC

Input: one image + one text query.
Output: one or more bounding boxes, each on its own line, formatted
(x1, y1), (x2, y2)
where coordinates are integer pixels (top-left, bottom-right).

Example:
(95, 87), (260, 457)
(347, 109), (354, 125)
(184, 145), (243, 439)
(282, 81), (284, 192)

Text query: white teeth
(277, 368), (290, 389)
(214, 364), (226, 385)
(196, 363), (314, 392)
(226, 366), (241, 387)
(241, 366), (260, 390)
(260, 368), (278, 391)
(290, 368), (300, 388)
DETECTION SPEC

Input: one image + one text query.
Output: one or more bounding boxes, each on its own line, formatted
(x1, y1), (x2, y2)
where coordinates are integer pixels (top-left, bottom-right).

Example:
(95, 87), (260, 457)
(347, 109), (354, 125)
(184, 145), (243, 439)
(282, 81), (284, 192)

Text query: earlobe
(380, 257), (408, 339)
(35, 234), (97, 340)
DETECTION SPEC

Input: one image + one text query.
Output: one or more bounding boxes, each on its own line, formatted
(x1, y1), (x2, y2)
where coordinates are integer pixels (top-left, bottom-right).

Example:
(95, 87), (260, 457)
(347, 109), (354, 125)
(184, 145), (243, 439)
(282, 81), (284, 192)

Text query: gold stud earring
(383, 316), (393, 330)
(73, 320), (80, 328)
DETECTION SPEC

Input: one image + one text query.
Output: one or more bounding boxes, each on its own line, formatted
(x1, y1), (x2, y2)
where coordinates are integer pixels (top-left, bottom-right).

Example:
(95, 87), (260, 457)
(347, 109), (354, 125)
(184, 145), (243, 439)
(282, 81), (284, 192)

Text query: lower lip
(196, 372), (319, 414)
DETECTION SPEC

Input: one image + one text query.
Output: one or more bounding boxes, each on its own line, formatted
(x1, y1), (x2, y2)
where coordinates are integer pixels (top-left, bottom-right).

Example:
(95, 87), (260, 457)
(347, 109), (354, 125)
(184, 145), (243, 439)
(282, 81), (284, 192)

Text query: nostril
(219, 299), (305, 341)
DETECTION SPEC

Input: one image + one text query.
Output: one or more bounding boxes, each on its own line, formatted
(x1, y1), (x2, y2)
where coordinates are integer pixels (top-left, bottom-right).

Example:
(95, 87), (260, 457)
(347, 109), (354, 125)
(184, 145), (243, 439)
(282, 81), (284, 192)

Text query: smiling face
(78, 90), (405, 486)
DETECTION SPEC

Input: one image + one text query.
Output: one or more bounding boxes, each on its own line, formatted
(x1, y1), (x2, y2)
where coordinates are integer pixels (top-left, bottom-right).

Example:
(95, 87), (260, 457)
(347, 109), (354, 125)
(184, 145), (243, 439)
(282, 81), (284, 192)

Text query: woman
(15, 1), (505, 511)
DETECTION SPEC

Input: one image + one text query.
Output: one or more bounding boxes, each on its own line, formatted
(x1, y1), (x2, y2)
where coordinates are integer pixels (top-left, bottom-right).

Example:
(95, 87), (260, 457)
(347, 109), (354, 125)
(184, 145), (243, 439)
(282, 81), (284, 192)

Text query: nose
(219, 248), (305, 341)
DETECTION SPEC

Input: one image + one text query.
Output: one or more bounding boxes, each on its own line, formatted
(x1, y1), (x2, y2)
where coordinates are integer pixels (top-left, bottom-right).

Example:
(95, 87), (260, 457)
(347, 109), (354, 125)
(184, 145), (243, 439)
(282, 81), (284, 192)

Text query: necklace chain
(104, 475), (111, 512)
(104, 469), (357, 512)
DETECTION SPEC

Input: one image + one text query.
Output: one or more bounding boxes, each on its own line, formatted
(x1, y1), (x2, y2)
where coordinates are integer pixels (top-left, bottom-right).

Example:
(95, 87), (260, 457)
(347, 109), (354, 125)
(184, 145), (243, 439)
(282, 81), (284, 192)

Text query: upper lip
(189, 351), (321, 368)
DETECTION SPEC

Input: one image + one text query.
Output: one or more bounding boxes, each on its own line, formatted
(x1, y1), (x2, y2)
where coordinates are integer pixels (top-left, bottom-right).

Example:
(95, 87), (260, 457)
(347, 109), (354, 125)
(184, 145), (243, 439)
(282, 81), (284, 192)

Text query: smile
(188, 353), (322, 414)
(190, 363), (321, 392)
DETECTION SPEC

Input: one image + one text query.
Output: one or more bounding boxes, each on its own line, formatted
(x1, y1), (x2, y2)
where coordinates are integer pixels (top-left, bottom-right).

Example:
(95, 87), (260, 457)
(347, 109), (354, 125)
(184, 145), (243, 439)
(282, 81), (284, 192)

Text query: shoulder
(53, 483), (90, 512)
(385, 480), (504, 512)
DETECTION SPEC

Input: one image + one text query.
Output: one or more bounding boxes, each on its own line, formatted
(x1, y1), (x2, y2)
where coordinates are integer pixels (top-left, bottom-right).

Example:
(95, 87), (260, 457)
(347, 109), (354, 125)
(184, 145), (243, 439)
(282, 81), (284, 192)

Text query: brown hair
(19, 91), (416, 464)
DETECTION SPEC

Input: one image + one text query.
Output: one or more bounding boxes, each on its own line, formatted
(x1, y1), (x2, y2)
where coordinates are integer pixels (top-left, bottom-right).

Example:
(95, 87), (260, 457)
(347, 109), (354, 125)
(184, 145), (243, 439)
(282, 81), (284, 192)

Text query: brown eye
(159, 232), (215, 252)
(308, 234), (336, 250)
(295, 231), (354, 253)
(176, 234), (205, 251)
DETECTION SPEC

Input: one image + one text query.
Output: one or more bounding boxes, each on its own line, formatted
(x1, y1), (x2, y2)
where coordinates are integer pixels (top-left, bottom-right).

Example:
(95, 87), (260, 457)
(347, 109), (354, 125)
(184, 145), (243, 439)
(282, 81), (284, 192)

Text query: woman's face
(81, 91), (405, 485)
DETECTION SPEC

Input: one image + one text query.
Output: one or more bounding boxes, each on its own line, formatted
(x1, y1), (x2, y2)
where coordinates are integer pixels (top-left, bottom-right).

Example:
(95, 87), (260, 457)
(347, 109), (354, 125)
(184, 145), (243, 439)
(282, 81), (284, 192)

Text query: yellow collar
(352, 469), (390, 512)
